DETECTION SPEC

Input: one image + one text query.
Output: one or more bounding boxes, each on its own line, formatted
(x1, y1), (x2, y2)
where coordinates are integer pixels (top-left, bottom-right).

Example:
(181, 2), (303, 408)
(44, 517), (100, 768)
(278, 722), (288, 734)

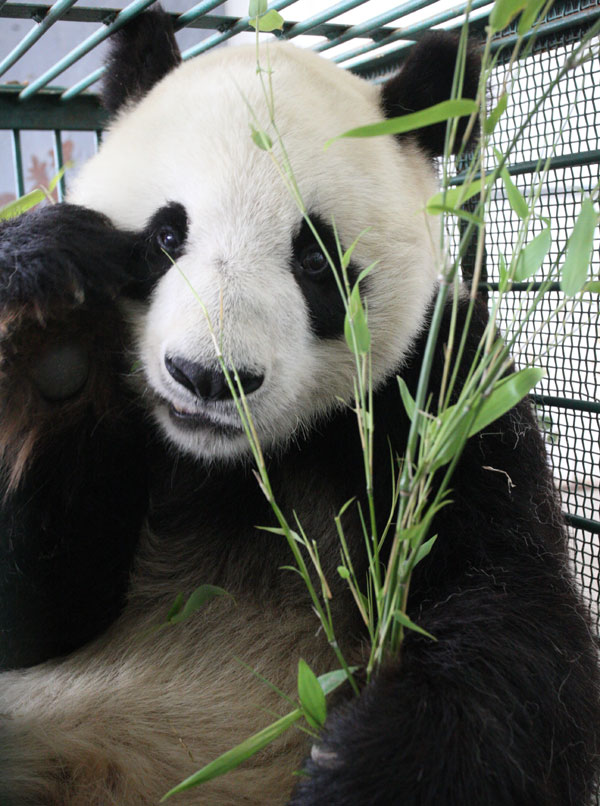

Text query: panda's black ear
(102, 6), (181, 117)
(381, 32), (480, 157)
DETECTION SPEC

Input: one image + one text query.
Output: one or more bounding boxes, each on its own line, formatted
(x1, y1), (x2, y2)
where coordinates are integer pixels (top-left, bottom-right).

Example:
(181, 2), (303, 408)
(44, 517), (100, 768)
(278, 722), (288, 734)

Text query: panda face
(69, 43), (442, 462)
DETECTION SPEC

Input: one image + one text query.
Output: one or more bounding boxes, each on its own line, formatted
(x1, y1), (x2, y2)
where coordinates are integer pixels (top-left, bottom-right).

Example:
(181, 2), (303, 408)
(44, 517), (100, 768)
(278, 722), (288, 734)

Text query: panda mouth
(167, 401), (242, 436)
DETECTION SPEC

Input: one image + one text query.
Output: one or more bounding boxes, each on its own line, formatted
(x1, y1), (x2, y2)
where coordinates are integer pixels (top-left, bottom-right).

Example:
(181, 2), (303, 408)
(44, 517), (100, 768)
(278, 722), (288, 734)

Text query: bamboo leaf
(344, 284), (370, 354)
(248, 0), (267, 16)
(484, 92), (508, 135)
(166, 593), (184, 622)
(317, 666), (358, 696)
(412, 535), (438, 566)
(48, 163), (71, 193)
(393, 610), (437, 641)
(250, 125), (273, 151)
(500, 165), (529, 220)
(469, 367), (545, 437)
(0, 188), (45, 221)
(514, 227), (552, 281)
(161, 665), (353, 799)
(249, 9), (284, 31)
(397, 378), (416, 422)
(427, 172), (495, 217)
(355, 261), (377, 285)
(326, 99), (477, 147)
(257, 526), (303, 543)
(560, 199), (598, 297)
(498, 252), (509, 290)
(298, 659), (327, 730)
(518, 0), (547, 34)
(426, 204), (484, 226)
(489, 0), (527, 32)
(160, 709), (302, 799)
(169, 585), (229, 624)
(341, 228), (370, 270)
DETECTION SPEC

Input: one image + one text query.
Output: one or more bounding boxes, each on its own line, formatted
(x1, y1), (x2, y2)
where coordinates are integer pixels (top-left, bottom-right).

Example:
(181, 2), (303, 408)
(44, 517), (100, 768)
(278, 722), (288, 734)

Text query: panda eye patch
(146, 202), (189, 259)
(291, 214), (362, 341)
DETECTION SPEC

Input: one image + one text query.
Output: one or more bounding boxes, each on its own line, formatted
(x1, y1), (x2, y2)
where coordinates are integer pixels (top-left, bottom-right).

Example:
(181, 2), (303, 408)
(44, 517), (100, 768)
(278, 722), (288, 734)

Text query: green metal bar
(283, 0), (369, 40)
(18, 0), (157, 100)
(0, 3), (402, 39)
(61, 0), (226, 99)
(0, 3), (232, 25)
(481, 282), (561, 292)
(180, 0), (298, 61)
(452, 150), (600, 185)
(490, 1), (600, 53)
(336, 0), (491, 65)
(0, 0), (79, 80)
(11, 128), (24, 197)
(533, 395), (600, 414)
(313, 0), (438, 53)
(565, 513), (600, 535)
(349, 0), (600, 77)
(53, 129), (64, 201)
(176, 0), (228, 28)
(0, 88), (106, 129)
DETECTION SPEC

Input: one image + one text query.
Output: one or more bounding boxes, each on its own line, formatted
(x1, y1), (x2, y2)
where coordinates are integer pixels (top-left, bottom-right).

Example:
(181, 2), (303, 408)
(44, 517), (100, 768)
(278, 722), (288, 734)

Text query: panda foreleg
(0, 203), (148, 669)
(290, 564), (600, 805)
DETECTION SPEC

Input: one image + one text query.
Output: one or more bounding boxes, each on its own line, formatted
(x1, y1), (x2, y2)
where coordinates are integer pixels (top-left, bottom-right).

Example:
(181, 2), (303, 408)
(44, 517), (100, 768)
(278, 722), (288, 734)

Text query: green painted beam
(452, 150), (600, 186)
(0, 87), (105, 129)
(532, 395), (600, 415)
(565, 513), (600, 535)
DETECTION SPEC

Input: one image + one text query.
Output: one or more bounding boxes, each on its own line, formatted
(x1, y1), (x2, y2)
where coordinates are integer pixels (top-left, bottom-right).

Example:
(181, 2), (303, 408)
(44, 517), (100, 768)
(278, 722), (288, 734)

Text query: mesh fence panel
(472, 23), (600, 620)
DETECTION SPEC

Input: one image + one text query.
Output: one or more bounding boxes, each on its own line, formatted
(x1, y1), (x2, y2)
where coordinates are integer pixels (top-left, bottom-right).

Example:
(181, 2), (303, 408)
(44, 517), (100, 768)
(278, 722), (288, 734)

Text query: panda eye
(300, 246), (329, 277)
(156, 226), (181, 254)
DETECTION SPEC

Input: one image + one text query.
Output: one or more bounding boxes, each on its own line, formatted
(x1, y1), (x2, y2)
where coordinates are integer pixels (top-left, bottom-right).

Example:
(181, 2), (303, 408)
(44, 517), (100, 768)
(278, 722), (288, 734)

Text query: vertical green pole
(11, 129), (25, 198)
(53, 129), (65, 201)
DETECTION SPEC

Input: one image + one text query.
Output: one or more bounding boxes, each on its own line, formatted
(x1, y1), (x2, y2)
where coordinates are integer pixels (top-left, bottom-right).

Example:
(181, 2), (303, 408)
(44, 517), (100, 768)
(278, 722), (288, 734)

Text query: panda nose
(164, 355), (264, 401)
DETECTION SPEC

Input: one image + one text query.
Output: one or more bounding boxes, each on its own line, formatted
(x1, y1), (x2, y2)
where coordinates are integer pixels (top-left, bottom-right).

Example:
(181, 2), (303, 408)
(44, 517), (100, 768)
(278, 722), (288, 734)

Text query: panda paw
(0, 204), (138, 486)
(0, 203), (135, 327)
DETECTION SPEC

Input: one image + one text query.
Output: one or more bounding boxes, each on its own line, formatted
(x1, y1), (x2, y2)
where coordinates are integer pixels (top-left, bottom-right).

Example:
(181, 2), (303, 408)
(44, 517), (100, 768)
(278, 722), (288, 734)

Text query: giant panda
(0, 9), (599, 805)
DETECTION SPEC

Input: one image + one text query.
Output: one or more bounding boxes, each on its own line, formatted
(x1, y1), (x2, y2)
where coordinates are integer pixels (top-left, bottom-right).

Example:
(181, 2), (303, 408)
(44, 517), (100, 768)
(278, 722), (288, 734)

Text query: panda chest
(113, 582), (334, 803)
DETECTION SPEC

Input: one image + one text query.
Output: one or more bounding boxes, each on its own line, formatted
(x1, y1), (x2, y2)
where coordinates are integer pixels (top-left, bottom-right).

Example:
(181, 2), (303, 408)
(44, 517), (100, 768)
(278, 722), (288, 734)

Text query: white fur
(70, 42), (441, 462)
(0, 42), (442, 804)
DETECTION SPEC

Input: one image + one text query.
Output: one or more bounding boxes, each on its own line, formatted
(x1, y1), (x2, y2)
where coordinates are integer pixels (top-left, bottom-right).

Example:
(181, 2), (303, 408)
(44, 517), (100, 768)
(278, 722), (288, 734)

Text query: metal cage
(0, 0), (598, 621)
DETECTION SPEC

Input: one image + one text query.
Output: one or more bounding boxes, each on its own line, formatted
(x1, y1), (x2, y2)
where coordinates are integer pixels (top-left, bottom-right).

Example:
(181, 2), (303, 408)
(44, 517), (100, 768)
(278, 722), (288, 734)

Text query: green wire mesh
(0, 0), (598, 621)
(476, 19), (600, 618)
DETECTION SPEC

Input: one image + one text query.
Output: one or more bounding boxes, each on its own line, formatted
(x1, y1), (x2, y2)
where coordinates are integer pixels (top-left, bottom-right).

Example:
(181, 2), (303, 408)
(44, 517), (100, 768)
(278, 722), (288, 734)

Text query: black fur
(0, 402), (147, 669)
(382, 32), (480, 156)
(102, 7), (181, 117)
(0, 203), (137, 311)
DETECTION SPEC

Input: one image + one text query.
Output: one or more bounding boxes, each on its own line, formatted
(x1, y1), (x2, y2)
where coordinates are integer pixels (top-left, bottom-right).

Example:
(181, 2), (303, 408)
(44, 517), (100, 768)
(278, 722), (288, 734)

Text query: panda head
(69, 10), (479, 463)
